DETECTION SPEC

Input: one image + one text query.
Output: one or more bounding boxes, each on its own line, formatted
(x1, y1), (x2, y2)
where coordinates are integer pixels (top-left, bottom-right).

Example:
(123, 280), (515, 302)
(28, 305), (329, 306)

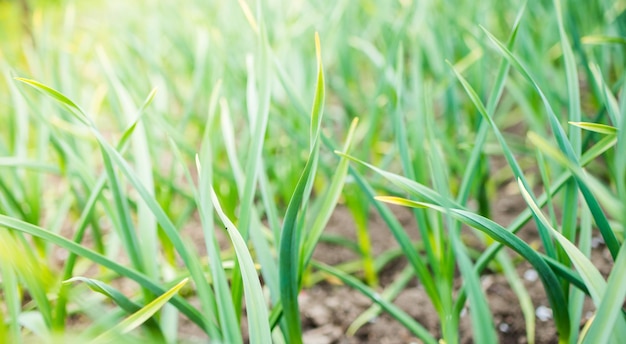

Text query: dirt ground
(297, 186), (609, 344)
(174, 184), (609, 343)
(98, 173), (611, 344)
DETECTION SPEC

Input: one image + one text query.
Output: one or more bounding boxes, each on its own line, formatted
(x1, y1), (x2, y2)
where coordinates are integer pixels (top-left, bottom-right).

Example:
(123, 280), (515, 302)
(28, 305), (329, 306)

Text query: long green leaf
(193, 80), (239, 343)
(14, 78), (90, 126)
(279, 32), (325, 344)
(210, 188), (272, 344)
(582, 242), (626, 344)
(448, 60), (557, 259)
(376, 196), (571, 341)
(64, 277), (143, 314)
(98, 50), (159, 281)
(569, 121), (617, 135)
(15, 78), (218, 336)
(518, 178), (626, 342)
(481, 26), (620, 260)
(0, 215), (207, 333)
(94, 278), (188, 343)
(232, 0), (273, 318)
(301, 117), (358, 270)
(517, 179), (606, 302)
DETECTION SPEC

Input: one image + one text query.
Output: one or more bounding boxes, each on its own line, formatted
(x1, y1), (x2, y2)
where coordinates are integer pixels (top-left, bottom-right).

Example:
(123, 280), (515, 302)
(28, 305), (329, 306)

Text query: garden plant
(0, 0), (624, 343)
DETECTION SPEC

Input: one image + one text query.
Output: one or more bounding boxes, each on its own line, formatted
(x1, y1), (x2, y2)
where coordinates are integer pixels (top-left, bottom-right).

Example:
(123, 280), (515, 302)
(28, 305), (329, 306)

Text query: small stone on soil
(523, 269), (538, 282)
(536, 305), (553, 322)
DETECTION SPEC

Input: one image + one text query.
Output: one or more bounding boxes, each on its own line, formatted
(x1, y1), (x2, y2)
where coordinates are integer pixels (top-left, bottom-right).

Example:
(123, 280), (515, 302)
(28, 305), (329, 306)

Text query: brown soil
(299, 187), (608, 344)
(60, 174), (610, 344)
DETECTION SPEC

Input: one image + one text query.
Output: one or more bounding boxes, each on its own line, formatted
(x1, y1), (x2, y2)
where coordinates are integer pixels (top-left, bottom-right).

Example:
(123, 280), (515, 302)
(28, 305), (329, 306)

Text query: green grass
(0, 0), (624, 343)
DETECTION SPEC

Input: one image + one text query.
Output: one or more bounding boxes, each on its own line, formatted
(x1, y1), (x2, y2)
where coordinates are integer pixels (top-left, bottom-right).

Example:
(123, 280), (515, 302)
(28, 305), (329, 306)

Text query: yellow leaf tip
(315, 32), (321, 62)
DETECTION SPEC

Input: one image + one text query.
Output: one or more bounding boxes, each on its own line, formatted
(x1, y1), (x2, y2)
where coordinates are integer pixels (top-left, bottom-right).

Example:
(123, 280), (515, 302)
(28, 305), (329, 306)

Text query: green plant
(0, 0), (624, 343)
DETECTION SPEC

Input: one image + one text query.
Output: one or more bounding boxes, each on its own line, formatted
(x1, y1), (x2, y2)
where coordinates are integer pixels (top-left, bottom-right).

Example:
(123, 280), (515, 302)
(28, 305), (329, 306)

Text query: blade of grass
(218, 98), (280, 309)
(166, 138), (226, 340)
(0, 215), (208, 333)
(582, 242), (626, 344)
(279, 32), (325, 344)
(569, 122), (617, 135)
(209, 187), (272, 344)
(94, 278), (188, 343)
(555, 2), (583, 304)
(448, 60), (557, 259)
(517, 178), (626, 342)
(231, 0), (273, 319)
(193, 80), (240, 344)
(54, 98), (153, 329)
(481, 26), (620, 260)
(13, 78), (91, 126)
(300, 117), (358, 272)
(64, 277), (146, 315)
(98, 49), (159, 281)
(0, 243), (22, 343)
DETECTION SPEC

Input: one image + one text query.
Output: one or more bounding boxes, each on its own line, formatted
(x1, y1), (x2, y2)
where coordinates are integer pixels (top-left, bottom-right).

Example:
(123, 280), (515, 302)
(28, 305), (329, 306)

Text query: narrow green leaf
(375, 196), (571, 341)
(569, 122), (617, 135)
(448, 60), (557, 259)
(193, 79), (239, 343)
(98, 50), (158, 280)
(14, 78), (90, 126)
(218, 98), (280, 309)
(481, 26), (619, 260)
(64, 277), (143, 314)
(517, 179), (606, 303)
(518, 179), (626, 342)
(582, 243), (626, 343)
(301, 117), (359, 269)
(210, 189), (272, 344)
(94, 278), (188, 342)
(230, 0), (274, 321)
(581, 35), (626, 45)
(279, 32), (326, 344)
(310, 32), (325, 146)
(0, 215), (207, 334)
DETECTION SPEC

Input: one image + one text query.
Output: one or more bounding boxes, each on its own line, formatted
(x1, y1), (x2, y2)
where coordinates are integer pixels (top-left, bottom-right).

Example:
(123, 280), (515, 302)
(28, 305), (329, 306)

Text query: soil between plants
(297, 188), (608, 344)
(149, 182), (609, 344)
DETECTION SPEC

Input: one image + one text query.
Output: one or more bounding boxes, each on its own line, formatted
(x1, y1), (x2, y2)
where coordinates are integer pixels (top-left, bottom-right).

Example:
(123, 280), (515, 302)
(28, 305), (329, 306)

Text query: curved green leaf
(94, 278), (188, 343)
(0, 215), (207, 333)
(210, 189), (272, 344)
(376, 196), (571, 340)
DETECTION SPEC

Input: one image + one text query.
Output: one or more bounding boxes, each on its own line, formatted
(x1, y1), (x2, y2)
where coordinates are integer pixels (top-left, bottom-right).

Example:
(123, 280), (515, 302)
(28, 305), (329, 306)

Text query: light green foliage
(0, 0), (624, 343)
